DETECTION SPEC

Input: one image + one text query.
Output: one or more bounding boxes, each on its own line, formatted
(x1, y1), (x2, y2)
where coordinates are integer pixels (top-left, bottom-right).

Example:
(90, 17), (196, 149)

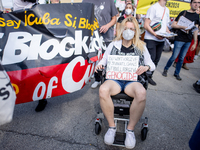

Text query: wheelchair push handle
(96, 65), (105, 84)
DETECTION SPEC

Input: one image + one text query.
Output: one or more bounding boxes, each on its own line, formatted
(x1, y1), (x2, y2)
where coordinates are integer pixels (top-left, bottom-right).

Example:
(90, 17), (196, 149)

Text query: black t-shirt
(117, 15), (126, 23)
(121, 45), (134, 54)
(175, 10), (199, 42)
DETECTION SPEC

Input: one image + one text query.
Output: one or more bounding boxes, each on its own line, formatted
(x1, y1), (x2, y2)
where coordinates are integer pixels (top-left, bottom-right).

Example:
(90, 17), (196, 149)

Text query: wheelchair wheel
(141, 127), (148, 141)
(95, 122), (101, 135)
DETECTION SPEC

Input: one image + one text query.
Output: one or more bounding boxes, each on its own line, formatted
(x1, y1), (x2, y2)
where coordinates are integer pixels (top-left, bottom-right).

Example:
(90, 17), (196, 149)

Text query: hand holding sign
(95, 64), (105, 73)
(177, 16), (195, 33)
(136, 65), (150, 75)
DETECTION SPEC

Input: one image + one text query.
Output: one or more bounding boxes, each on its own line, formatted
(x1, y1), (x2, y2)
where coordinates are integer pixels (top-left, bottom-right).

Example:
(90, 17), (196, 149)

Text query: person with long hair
(95, 17), (155, 149)
(116, 3), (134, 35)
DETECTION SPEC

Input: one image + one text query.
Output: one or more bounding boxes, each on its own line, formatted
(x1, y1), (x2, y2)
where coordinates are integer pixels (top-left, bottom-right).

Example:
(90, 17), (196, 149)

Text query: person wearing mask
(116, 3), (134, 35)
(121, 0), (139, 16)
(82, 0), (118, 89)
(13, 0), (47, 112)
(144, 0), (170, 85)
(162, 0), (199, 80)
(95, 17), (155, 149)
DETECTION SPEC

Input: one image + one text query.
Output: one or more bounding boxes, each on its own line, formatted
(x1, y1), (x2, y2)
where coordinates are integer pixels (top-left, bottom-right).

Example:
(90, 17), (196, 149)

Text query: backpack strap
(183, 10), (186, 17)
(161, 7), (166, 21)
(123, 14), (127, 19)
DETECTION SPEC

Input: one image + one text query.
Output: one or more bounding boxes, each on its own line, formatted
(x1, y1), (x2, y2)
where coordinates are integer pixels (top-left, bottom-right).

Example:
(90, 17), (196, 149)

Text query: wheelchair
(94, 69), (149, 147)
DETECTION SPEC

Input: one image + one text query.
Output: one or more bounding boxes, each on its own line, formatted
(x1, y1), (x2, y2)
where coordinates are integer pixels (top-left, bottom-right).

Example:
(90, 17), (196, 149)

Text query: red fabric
(175, 39), (198, 63)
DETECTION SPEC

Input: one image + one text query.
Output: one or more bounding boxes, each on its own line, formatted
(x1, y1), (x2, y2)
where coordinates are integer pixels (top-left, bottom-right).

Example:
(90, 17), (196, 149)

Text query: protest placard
(106, 55), (139, 81)
(177, 16), (195, 33)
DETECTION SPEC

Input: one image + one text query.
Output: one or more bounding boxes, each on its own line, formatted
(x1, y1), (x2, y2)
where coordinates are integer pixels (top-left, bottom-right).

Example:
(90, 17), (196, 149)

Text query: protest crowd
(0, 0), (200, 149)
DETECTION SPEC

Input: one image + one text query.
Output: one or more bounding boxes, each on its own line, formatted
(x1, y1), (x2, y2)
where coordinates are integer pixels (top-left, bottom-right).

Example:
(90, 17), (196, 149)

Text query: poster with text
(106, 55), (139, 81)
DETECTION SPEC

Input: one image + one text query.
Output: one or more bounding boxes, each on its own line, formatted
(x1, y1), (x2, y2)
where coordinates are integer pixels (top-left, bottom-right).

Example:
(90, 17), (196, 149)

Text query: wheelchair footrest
(113, 132), (126, 146)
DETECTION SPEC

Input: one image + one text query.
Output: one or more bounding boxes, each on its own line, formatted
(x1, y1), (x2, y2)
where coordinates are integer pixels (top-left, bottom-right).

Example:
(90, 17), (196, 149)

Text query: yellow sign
(136, 0), (190, 18)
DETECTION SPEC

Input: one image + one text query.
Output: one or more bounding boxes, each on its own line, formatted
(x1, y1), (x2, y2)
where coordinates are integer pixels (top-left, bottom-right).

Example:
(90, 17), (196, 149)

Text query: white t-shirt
(13, 0), (38, 11)
(144, 2), (170, 42)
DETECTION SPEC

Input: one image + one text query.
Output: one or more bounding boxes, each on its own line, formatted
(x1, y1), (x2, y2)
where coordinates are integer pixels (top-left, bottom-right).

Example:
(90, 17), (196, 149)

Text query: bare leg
(99, 80), (121, 127)
(124, 82), (146, 130)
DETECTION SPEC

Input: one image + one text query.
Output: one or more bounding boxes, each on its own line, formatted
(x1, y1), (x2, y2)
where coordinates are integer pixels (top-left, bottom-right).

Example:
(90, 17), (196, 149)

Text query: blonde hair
(114, 16), (145, 52)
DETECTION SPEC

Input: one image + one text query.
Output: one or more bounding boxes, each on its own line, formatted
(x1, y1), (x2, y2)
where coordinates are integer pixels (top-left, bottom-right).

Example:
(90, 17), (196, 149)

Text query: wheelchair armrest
(96, 68), (106, 84)
(97, 69), (103, 77)
(138, 72), (148, 90)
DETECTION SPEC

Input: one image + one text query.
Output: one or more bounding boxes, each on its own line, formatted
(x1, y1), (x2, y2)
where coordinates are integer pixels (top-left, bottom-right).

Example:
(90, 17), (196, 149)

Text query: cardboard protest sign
(177, 16), (197, 33)
(106, 55), (139, 81)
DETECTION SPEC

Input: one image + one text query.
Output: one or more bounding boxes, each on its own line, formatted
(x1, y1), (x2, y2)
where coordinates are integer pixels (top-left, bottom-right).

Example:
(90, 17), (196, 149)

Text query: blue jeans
(164, 41), (191, 75)
(108, 79), (139, 92)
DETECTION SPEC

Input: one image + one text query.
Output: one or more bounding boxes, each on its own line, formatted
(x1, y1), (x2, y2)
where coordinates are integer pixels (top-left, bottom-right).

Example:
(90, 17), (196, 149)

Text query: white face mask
(125, 9), (132, 15)
(122, 29), (135, 41)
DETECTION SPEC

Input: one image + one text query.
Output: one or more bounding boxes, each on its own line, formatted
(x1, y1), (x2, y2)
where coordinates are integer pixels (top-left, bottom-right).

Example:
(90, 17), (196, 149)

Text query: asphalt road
(0, 51), (200, 150)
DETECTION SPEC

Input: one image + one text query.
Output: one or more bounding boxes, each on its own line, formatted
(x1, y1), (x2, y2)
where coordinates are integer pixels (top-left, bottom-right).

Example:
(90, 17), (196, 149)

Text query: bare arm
(171, 21), (187, 30)
(191, 24), (199, 51)
(144, 18), (163, 40)
(99, 16), (117, 34)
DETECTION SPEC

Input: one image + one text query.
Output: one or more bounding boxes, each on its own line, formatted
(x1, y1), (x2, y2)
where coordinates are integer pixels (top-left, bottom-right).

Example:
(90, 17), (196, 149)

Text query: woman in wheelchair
(95, 17), (155, 149)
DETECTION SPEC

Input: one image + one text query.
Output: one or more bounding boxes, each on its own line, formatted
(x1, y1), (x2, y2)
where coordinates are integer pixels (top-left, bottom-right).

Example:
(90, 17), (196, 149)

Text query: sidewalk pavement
(0, 51), (199, 150)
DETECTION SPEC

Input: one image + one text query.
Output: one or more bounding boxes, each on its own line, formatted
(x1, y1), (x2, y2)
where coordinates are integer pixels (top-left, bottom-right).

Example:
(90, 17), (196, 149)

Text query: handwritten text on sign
(106, 55), (139, 81)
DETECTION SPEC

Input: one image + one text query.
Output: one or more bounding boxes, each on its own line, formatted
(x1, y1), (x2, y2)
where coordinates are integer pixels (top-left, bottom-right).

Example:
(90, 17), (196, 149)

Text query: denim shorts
(108, 79), (138, 92)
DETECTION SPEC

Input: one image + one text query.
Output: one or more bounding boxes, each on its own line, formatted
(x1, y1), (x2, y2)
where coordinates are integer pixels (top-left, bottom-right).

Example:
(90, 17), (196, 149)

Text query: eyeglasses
(124, 27), (136, 31)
